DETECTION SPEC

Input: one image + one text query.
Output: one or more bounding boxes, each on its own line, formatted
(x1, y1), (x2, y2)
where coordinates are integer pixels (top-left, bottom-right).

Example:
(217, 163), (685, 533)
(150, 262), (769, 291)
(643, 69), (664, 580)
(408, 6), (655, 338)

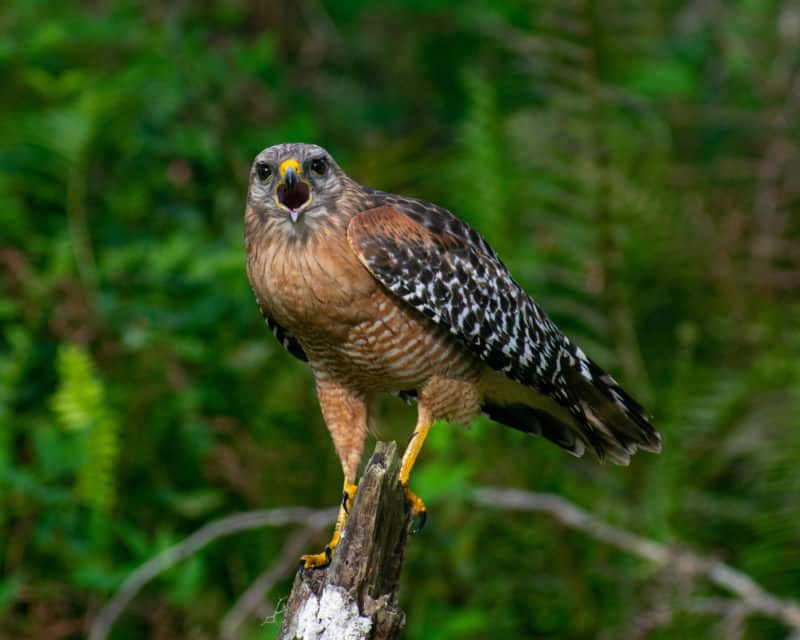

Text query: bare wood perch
(90, 453), (800, 637)
(279, 442), (414, 640)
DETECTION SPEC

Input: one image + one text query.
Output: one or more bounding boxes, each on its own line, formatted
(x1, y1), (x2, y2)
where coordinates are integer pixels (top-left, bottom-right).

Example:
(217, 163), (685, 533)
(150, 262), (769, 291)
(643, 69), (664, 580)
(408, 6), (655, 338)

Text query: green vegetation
(2, 1), (800, 638)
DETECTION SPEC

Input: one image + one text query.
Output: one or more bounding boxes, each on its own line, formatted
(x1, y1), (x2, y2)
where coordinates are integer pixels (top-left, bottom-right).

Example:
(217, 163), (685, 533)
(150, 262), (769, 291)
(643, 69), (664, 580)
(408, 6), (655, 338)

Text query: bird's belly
(306, 291), (481, 393)
(249, 232), (480, 395)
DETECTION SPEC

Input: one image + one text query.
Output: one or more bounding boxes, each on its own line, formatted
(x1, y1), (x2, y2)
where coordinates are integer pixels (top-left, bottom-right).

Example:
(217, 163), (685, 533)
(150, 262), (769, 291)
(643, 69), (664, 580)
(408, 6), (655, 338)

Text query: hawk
(245, 143), (661, 569)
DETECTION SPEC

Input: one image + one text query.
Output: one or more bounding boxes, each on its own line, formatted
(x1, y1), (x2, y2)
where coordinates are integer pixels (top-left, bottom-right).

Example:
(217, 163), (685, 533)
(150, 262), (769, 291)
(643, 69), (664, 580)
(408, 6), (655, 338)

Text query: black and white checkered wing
(348, 203), (661, 463)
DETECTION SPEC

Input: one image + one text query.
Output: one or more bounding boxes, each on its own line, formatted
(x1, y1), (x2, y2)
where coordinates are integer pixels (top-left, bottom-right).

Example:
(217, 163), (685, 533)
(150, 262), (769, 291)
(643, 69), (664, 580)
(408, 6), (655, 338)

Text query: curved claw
(342, 482), (357, 514)
(402, 483), (427, 533)
(411, 509), (427, 534)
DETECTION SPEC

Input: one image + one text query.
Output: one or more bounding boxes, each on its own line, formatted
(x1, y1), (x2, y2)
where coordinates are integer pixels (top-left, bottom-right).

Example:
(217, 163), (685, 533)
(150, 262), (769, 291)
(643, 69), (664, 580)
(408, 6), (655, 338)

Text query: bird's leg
(300, 380), (367, 570)
(300, 477), (357, 570)
(399, 408), (433, 532)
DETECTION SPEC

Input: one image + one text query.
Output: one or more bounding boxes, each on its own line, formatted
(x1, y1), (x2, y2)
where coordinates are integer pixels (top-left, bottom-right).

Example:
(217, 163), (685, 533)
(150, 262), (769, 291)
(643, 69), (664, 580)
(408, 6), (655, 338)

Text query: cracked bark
(279, 441), (414, 640)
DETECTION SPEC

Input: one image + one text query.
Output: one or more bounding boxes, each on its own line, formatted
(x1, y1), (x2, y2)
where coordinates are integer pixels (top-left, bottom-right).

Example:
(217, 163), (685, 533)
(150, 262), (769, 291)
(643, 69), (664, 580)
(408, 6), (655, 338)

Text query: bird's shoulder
(361, 189), (502, 262)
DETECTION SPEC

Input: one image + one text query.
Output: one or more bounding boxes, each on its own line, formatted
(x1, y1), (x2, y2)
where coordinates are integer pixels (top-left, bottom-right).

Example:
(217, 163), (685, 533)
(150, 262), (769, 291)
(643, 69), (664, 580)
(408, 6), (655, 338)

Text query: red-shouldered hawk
(245, 143), (661, 569)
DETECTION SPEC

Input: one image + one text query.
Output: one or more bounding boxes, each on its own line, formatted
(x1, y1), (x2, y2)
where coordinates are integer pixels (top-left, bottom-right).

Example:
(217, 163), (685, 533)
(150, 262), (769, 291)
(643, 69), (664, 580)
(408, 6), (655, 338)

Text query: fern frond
(51, 343), (119, 513)
(454, 71), (509, 243)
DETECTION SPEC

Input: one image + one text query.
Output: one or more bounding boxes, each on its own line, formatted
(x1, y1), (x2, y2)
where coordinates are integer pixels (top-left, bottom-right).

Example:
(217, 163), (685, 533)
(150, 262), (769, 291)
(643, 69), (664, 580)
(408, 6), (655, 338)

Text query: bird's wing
(347, 203), (660, 463)
(347, 203), (567, 390)
(256, 303), (308, 362)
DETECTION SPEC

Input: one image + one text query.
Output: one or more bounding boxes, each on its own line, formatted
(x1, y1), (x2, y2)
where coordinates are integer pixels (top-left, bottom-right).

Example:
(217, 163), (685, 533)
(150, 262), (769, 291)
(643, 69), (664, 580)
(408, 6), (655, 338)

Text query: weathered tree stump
(279, 442), (414, 640)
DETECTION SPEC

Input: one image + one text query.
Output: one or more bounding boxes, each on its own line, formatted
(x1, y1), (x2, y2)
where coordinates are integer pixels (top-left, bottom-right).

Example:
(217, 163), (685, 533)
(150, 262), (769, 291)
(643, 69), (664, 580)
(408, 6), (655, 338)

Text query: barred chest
(247, 225), (379, 345)
(246, 216), (481, 392)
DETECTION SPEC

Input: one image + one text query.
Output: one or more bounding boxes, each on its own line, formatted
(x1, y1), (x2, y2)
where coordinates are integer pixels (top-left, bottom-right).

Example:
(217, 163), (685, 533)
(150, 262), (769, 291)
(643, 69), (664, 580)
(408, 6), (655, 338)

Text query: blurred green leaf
(628, 59), (697, 99)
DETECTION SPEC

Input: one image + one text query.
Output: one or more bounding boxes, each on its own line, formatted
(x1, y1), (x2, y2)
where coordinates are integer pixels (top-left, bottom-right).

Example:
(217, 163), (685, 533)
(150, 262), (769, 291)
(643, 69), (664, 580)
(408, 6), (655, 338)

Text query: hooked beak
(283, 166), (299, 188)
(277, 159), (311, 222)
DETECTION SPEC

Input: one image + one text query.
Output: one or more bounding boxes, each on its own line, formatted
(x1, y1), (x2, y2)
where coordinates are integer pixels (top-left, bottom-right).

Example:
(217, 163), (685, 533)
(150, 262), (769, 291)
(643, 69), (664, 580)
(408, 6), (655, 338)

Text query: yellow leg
(399, 418), (432, 524)
(300, 480), (357, 569)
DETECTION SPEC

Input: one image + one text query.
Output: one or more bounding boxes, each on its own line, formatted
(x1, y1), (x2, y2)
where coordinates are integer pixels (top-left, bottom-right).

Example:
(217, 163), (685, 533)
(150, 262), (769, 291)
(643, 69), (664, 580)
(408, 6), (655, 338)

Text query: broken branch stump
(279, 442), (414, 640)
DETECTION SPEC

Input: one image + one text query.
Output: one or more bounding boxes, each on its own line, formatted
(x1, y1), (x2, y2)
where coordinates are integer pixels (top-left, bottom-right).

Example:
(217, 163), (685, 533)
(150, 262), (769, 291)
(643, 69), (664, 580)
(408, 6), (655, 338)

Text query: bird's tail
(564, 358), (661, 464)
(484, 359), (661, 466)
(482, 400), (590, 458)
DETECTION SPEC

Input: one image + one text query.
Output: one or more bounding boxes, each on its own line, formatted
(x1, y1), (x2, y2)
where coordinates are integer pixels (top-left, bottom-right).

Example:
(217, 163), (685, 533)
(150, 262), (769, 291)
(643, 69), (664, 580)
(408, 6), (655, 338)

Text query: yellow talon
(300, 549), (331, 570)
(402, 484), (426, 514)
(399, 417), (432, 533)
(402, 483), (427, 533)
(299, 481), (357, 570)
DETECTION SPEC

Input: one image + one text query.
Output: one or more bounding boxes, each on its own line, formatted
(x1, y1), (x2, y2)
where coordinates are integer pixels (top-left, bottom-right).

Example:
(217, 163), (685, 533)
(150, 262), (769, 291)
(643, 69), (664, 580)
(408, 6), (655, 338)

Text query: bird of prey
(245, 142), (661, 569)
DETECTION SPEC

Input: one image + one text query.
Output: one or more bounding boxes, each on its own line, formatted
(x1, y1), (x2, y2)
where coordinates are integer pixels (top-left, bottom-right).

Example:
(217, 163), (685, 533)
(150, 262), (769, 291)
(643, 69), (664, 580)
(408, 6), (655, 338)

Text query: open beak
(277, 159), (311, 222)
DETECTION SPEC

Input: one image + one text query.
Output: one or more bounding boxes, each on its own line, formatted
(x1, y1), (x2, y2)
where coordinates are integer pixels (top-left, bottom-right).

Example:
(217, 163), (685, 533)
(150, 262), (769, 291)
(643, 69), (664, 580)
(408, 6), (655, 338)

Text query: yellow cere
(279, 158), (302, 179)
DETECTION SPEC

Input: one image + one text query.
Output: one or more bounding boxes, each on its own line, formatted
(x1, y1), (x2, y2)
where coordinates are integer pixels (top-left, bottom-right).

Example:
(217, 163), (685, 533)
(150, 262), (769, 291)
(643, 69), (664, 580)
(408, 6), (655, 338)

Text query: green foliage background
(2, 1), (800, 638)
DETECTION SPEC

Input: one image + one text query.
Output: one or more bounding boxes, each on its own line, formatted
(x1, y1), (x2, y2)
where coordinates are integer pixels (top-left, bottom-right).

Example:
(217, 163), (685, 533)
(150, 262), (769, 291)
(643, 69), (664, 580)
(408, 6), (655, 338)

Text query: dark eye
(310, 157), (327, 175)
(255, 163), (272, 181)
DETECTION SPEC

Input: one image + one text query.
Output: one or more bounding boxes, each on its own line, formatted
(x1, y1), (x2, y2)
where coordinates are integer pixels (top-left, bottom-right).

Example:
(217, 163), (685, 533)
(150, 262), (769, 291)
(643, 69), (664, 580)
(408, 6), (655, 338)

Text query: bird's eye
(310, 158), (327, 175)
(255, 163), (272, 181)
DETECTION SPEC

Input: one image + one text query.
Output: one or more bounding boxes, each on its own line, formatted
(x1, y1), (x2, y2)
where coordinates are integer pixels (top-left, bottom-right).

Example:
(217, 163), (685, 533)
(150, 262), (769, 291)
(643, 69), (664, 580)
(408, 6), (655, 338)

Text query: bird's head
(247, 143), (347, 229)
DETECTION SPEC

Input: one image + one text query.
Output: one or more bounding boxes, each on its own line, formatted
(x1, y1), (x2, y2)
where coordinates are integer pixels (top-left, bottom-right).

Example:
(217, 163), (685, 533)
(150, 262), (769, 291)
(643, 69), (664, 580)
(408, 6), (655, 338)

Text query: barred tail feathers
(560, 356), (661, 465)
(482, 400), (587, 458)
(482, 352), (661, 465)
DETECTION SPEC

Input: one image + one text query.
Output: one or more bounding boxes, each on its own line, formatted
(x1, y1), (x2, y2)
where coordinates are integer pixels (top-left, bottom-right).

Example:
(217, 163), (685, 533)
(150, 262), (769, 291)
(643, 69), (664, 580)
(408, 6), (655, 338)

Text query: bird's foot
(401, 483), (427, 533)
(300, 546), (332, 571)
(299, 482), (357, 571)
